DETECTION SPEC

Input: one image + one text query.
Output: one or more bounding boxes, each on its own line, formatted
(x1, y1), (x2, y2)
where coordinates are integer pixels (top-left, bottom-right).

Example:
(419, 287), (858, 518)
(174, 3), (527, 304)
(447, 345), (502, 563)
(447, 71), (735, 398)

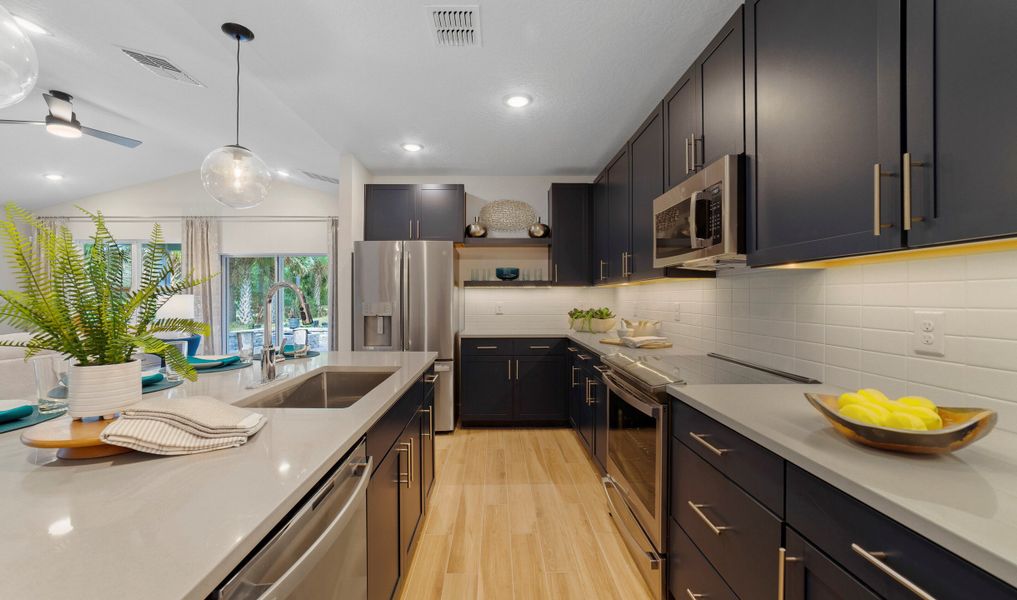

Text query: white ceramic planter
(67, 360), (142, 419)
(572, 317), (617, 333)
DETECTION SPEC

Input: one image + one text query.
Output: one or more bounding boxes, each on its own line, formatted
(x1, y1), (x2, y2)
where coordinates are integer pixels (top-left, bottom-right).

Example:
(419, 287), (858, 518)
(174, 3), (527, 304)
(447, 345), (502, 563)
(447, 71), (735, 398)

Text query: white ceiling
(0, 0), (741, 209)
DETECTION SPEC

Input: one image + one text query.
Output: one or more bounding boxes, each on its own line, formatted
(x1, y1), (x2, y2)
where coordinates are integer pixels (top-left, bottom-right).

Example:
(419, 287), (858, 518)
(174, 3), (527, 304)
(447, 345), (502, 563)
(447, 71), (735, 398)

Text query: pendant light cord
(235, 36), (241, 146)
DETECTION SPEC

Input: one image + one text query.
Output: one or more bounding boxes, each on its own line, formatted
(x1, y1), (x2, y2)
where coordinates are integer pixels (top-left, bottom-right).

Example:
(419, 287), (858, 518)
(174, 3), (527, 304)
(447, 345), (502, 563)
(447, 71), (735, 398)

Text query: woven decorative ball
(478, 200), (538, 232)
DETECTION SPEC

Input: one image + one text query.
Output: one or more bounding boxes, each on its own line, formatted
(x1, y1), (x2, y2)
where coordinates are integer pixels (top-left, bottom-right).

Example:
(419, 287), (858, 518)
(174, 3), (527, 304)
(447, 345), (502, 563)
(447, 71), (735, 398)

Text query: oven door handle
(604, 372), (660, 419)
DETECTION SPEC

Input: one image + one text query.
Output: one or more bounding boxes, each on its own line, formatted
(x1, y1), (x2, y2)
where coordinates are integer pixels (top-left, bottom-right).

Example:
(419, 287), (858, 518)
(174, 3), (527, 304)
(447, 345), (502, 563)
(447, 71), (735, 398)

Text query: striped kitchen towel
(99, 396), (266, 455)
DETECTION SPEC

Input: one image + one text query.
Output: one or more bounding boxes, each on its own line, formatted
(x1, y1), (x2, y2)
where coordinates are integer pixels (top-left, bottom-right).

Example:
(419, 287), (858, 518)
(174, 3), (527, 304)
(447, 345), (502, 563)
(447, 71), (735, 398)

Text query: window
(80, 241), (182, 290)
(222, 255), (330, 355)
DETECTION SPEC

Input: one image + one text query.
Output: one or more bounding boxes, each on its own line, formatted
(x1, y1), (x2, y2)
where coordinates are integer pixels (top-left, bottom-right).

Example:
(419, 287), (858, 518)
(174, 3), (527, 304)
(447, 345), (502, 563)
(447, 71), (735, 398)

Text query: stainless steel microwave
(652, 154), (745, 270)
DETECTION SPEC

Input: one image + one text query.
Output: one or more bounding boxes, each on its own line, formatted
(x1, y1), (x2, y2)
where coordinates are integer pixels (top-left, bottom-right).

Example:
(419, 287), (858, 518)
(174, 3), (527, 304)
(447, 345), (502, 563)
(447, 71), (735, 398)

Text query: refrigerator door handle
(402, 248), (410, 350)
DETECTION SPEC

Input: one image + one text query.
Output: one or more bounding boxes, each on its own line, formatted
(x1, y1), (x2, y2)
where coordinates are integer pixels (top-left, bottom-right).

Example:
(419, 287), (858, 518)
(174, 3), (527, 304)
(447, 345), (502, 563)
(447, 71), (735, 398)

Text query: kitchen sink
(237, 370), (396, 409)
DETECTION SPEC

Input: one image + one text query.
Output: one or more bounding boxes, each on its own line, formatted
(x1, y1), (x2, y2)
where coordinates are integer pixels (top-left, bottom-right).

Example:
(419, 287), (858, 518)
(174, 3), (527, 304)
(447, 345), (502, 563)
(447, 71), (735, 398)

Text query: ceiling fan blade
(81, 126), (142, 148)
(43, 93), (74, 121)
(0, 120), (45, 125)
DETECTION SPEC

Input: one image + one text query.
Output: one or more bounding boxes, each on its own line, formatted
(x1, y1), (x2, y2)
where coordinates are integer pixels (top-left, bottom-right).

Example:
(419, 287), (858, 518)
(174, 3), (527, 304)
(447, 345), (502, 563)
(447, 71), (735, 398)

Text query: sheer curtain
(327, 217), (341, 351)
(182, 217), (222, 354)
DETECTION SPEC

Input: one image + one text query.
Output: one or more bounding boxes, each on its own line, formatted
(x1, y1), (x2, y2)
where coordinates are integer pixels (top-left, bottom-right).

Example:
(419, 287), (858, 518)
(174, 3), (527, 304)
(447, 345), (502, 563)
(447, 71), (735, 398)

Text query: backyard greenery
(0, 204), (212, 380)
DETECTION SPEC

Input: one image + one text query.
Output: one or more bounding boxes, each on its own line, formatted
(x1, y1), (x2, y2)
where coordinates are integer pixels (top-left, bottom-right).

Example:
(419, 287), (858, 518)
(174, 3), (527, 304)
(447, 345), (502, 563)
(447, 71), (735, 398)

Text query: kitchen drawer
(673, 401), (784, 516)
(366, 380), (422, 471)
(669, 518), (737, 600)
(461, 338), (513, 356)
(673, 442), (781, 600)
(512, 338), (566, 356)
(787, 465), (1015, 600)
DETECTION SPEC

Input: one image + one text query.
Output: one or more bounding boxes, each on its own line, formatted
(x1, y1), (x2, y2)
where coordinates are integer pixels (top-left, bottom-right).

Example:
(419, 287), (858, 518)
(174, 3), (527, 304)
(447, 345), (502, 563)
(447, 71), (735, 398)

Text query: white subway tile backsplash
(967, 279), (1017, 309)
(908, 256), (965, 282)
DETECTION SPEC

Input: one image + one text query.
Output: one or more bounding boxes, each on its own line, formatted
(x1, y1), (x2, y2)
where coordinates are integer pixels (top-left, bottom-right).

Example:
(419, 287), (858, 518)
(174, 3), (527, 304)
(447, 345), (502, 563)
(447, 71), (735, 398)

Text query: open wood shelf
(460, 237), (550, 248)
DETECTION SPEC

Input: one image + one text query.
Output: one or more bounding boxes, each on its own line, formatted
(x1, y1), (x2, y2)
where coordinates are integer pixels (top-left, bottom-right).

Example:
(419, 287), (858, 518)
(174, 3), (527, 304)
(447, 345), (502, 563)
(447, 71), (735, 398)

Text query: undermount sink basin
(238, 370), (396, 409)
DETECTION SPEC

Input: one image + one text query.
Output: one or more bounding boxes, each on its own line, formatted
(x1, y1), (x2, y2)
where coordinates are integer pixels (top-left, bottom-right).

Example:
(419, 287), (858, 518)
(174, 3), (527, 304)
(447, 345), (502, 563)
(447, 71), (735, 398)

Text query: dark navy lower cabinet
(460, 338), (567, 426)
(783, 527), (878, 600)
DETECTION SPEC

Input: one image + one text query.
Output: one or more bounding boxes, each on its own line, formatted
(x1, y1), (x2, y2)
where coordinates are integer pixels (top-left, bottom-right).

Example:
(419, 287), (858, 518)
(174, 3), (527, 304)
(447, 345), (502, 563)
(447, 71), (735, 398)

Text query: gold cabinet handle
(585, 378), (596, 405)
(687, 501), (731, 535)
(529, 345), (551, 349)
(515, 359), (519, 380)
(408, 437), (414, 486)
(507, 359), (512, 380)
(851, 543), (936, 600)
(689, 432), (731, 456)
(409, 220), (414, 239)
(423, 373), (439, 384)
(577, 354), (591, 361)
(571, 366), (580, 387)
(685, 136), (691, 174)
(397, 442), (411, 486)
(777, 547), (802, 600)
(903, 152), (927, 231)
(475, 345), (498, 350)
(599, 259), (607, 281)
(420, 407), (432, 438)
(416, 219), (420, 239)
(593, 365), (610, 374)
(686, 590), (705, 600)
(554, 263), (558, 283)
(690, 132), (701, 170)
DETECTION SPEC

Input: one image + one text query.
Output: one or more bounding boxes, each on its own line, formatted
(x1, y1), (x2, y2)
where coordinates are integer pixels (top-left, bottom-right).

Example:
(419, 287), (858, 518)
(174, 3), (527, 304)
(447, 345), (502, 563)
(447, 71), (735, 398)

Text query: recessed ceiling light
(43, 173), (63, 181)
(275, 169), (290, 177)
(504, 94), (532, 108)
(13, 15), (51, 36)
(401, 143), (423, 152)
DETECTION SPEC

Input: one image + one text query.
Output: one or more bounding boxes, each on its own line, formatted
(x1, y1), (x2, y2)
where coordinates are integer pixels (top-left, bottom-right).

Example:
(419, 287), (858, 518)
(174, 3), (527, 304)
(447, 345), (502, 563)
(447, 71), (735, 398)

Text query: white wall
(336, 154), (374, 350)
(371, 175), (593, 236)
(615, 248), (1017, 407)
(35, 170), (340, 255)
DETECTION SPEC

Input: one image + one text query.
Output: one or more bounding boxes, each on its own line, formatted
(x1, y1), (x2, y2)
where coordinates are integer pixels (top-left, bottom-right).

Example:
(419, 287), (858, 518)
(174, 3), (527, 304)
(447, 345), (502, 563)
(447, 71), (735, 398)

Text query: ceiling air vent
(425, 6), (482, 47)
(119, 47), (204, 87)
(301, 171), (340, 185)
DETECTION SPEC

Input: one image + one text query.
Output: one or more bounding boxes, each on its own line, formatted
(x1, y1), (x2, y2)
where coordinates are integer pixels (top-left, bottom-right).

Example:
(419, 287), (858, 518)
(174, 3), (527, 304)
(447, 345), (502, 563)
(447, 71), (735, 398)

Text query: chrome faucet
(260, 281), (313, 382)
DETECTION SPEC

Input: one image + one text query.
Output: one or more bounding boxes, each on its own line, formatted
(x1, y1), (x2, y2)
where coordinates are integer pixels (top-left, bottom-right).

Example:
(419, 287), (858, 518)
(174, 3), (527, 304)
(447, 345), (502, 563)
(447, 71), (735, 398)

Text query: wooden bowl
(805, 393), (997, 454)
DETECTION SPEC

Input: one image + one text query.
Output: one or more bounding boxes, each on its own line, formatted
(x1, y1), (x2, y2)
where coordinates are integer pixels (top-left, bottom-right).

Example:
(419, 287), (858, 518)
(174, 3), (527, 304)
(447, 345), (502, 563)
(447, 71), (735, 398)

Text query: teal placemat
(0, 406), (65, 435)
(195, 360), (253, 375)
(282, 350), (320, 360)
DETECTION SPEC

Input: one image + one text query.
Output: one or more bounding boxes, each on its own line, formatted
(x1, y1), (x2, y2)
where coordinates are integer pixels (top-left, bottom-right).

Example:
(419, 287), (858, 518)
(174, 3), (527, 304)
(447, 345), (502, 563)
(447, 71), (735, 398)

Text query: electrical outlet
(495, 302), (504, 315)
(912, 310), (945, 357)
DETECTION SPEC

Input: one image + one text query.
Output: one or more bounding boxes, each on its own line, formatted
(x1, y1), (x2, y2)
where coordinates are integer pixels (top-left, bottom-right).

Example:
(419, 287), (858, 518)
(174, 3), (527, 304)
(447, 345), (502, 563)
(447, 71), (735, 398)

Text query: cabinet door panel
(700, 7), (745, 166)
(629, 107), (664, 281)
(399, 413), (423, 571)
(746, 0), (902, 266)
(607, 148), (631, 283)
(416, 184), (465, 242)
(365, 185), (416, 241)
(906, 0), (1017, 246)
(784, 527), (879, 600)
(514, 356), (567, 421)
(367, 448), (401, 600)
(666, 70), (700, 190)
(460, 357), (514, 422)
(593, 172), (611, 283)
(549, 184), (591, 285)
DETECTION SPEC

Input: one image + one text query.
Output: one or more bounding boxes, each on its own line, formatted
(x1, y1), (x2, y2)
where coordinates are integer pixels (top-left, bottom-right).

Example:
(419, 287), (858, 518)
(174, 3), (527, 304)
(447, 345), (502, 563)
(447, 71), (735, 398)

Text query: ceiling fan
(0, 90), (142, 148)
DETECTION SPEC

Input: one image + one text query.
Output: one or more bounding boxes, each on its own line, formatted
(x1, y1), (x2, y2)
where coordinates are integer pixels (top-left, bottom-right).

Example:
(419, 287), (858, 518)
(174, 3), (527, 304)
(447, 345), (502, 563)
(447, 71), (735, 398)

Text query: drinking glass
(236, 331), (254, 361)
(291, 328), (309, 357)
(33, 357), (69, 413)
(162, 341), (189, 382)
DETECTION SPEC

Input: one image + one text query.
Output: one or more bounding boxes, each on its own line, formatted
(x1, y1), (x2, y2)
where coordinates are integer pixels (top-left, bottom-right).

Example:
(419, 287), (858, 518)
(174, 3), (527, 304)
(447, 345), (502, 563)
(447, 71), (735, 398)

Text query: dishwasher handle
(217, 452), (372, 600)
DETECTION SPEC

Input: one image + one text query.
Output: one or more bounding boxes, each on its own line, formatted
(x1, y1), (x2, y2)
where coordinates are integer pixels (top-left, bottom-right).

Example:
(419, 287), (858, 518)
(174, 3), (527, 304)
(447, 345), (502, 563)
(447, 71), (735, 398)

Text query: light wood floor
(398, 428), (654, 600)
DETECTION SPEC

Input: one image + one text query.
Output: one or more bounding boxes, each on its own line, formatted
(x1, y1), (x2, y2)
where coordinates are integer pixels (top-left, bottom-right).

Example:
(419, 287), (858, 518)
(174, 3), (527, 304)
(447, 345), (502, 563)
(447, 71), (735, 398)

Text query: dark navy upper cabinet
(665, 68), (700, 191)
(548, 183), (592, 285)
(699, 6), (744, 166)
(364, 184), (417, 242)
(606, 147), (631, 284)
(416, 184), (466, 242)
(629, 106), (665, 282)
(592, 171), (611, 283)
(364, 184), (464, 242)
(905, 0), (1017, 247)
(745, 0), (903, 266)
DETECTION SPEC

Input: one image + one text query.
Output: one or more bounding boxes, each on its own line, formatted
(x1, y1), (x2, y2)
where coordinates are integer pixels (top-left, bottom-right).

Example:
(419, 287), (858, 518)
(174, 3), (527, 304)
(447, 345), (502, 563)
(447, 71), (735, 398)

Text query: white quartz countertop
(1, 351), (436, 600)
(668, 383), (1017, 588)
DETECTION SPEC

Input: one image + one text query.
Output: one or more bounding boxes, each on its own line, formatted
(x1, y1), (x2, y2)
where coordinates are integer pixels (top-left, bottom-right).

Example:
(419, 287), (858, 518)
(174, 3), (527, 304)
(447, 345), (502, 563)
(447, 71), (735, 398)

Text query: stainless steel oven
(652, 154), (744, 270)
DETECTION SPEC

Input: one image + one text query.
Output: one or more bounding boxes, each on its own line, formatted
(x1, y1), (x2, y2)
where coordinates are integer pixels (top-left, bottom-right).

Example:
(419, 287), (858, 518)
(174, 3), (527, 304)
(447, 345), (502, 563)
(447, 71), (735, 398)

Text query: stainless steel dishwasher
(214, 440), (371, 600)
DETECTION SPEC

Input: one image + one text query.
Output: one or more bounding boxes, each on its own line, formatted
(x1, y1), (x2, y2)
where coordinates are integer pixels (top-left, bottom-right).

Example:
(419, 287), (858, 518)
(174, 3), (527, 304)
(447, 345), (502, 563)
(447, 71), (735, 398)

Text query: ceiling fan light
(0, 4), (39, 109)
(201, 144), (272, 210)
(45, 115), (82, 138)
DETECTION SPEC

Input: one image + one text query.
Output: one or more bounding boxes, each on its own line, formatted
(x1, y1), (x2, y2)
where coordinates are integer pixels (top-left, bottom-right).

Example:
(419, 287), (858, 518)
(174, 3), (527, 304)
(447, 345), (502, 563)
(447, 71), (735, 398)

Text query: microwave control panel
(694, 183), (724, 244)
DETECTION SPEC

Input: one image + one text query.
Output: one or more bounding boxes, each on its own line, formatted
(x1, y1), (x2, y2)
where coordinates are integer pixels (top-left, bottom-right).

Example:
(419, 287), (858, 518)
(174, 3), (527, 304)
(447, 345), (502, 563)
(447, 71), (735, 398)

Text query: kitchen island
(0, 351), (436, 600)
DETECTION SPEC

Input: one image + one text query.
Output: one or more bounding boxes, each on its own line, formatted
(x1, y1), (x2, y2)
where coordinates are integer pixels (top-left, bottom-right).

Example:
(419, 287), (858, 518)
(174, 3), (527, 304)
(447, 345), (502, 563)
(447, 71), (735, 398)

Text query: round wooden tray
(20, 416), (132, 459)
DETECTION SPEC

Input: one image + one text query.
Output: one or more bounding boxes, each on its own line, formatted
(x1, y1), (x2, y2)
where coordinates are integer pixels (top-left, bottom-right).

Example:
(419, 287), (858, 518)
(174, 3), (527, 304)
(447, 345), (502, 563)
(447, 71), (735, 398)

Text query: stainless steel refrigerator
(353, 241), (457, 432)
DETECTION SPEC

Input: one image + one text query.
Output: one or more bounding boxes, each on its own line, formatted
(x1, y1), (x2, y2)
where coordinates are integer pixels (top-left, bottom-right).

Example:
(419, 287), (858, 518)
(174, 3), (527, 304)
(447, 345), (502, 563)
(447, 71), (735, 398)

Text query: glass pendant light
(201, 23), (271, 209)
(0, 4), (39, 109)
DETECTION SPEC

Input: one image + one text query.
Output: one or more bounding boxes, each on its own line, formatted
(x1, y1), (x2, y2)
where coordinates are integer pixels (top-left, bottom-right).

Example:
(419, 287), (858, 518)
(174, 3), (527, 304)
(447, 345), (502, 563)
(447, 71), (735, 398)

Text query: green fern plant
(0, 203), (214, 381)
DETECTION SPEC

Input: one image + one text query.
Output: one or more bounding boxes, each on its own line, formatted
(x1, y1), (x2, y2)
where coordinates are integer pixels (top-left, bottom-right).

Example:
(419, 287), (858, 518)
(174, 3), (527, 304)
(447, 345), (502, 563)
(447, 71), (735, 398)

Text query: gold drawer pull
(689, 432), (731, 456)
(852, 544), (936, 600)
(529, 345), (551, 349)
(687, 501), (731, 535)
(685, 590), (705, 600)
(475, 345), (498, 350)
(778, 547), (802, 600)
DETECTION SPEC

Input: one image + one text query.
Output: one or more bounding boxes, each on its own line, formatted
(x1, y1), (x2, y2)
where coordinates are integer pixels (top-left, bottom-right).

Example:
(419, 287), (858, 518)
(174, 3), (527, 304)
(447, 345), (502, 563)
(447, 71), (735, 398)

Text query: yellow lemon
(839, 403), (888, 426)
(889, 404), (943, 430)
(897, 396), (937, 411)
(838, 392), (869, 409)
(884, 412), (928, 431)
(858, 388), (896, 409)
